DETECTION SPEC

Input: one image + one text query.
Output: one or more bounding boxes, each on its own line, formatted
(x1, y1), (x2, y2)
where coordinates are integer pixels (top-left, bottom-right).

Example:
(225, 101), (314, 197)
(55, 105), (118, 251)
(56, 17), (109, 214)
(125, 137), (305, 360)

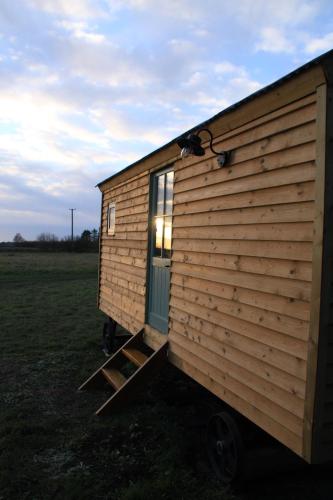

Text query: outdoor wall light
(177, 128), (231, 167)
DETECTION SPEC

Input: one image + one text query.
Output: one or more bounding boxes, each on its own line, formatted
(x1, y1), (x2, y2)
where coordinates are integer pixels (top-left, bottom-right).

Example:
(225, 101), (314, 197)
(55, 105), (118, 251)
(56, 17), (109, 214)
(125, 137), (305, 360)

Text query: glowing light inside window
(155, 216), (164, 250)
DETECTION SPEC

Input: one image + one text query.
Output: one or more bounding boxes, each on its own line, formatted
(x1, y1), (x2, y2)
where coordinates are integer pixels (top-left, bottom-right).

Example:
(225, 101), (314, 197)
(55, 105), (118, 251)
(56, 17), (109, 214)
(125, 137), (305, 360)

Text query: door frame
(145, 165), (174, 333)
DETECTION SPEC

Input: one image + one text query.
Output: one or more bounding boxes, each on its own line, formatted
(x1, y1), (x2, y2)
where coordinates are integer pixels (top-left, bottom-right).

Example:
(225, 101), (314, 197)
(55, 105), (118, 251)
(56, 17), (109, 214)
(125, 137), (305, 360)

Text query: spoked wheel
(206, 411), (244, 484)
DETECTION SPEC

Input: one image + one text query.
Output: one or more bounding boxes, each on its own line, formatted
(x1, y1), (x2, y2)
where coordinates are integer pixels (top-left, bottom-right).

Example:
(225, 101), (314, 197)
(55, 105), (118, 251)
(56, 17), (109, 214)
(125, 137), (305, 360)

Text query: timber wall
(97, 64), (331, 460)
(310, 81), (333, 463)
(99, 171), (150, 333)
(168, 92), (318, 458)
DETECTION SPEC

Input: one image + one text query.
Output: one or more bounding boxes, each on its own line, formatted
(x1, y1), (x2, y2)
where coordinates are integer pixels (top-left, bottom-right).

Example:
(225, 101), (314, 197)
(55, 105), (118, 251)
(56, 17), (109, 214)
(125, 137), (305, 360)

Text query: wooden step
(78, 330), (144, 391)
(101, 368), (127, 390)
(96, 342), (168, 416)
(122, 347), (148, 367)
(79, 329), (168, 417)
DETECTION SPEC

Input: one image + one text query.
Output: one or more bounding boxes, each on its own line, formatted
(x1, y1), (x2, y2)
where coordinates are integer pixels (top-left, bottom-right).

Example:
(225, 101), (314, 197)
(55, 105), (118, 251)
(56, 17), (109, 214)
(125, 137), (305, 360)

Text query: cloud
(255, 27), (295, 54)
(27, 0), (103, 18)
(1, 0), (333, 241)
(225, 0), (318, 27)
(57, 20), (107, 44)
(304, 32), (333, 54)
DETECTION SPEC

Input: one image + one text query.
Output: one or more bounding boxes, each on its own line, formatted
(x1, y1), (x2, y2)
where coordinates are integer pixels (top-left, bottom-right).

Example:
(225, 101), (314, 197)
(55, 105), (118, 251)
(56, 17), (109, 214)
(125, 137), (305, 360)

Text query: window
(107, 202), (116, 235)
(153, 170), (174, 258)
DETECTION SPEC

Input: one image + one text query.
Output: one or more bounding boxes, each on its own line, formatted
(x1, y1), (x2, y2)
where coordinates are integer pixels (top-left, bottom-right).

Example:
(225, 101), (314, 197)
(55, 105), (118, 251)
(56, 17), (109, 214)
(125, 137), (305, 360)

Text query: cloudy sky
(0, 0), (333, 241)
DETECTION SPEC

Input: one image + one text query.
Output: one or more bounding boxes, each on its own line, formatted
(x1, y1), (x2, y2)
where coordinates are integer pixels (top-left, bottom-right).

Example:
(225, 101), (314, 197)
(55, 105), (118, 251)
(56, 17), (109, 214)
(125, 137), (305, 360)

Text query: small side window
(107, 202), (116, 235)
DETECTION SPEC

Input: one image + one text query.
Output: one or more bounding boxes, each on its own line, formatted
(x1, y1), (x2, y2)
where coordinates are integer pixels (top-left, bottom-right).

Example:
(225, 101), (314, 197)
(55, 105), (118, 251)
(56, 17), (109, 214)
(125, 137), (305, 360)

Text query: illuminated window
(107, 202), (116, 235)
(153, 170), (174, 258)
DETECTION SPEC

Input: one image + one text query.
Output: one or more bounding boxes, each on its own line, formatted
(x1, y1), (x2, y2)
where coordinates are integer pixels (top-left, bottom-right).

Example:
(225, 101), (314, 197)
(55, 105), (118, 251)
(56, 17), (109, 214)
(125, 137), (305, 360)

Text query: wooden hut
(80, 49), (333, 475)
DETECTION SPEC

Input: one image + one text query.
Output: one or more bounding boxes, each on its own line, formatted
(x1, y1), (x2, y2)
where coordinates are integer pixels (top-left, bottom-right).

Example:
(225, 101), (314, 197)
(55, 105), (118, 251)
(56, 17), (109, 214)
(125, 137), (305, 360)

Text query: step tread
(101, 368), (127, 390)
(122, 347), (148, 367)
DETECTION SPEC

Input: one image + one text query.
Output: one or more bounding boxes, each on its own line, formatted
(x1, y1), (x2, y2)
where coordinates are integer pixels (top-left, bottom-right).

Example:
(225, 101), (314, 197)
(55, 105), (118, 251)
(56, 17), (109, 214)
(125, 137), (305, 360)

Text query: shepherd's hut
(80, 49), (333, 480)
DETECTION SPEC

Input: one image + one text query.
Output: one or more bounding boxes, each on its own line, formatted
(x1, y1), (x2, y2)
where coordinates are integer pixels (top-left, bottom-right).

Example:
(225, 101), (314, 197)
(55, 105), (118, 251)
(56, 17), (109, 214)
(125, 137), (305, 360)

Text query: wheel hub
(216, 439), (224, 455)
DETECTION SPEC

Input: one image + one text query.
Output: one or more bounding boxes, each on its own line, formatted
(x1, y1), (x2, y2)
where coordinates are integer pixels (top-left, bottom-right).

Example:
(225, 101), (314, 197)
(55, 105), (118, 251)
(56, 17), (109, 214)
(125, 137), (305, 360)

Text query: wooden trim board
(303, 83), (327, 461)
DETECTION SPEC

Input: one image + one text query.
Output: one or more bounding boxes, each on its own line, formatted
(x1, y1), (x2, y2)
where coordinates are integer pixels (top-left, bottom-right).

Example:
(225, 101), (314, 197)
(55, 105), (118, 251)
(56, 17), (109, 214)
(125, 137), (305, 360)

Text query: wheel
(206, 411), (244, 484)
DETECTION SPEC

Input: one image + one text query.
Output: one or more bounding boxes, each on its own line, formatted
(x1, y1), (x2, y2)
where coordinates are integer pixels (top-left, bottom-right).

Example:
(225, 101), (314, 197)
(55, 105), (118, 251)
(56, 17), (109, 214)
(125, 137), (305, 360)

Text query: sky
(1, 0), (333, 242)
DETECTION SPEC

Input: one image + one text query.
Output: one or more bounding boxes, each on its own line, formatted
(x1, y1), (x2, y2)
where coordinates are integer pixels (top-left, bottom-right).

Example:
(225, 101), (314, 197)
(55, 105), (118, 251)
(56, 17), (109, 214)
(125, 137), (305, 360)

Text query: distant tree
(91, 228), (99, 242)
(81, 230), (91, 241)
(13, 233), (25, 243)
(36, 232), (59, 242)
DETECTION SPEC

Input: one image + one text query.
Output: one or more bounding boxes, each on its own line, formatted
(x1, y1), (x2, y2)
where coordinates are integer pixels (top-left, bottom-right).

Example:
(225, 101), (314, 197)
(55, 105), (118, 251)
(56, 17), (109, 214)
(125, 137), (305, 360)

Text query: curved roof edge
(97, 48), (333, 188)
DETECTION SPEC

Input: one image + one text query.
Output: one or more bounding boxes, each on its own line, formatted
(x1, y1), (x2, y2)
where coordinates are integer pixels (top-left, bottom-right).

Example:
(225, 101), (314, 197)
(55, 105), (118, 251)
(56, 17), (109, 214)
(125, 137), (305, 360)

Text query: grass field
(0, 252), (332, 500)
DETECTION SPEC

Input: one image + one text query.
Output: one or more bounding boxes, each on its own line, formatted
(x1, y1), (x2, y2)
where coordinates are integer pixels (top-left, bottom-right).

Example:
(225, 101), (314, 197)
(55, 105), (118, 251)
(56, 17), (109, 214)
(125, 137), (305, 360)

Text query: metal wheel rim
(206, 412), (243, 483)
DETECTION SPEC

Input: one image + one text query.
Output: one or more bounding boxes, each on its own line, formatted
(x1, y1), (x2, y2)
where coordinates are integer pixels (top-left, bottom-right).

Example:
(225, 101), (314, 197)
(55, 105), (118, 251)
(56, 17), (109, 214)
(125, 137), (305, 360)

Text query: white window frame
(107, 202), (116, 235)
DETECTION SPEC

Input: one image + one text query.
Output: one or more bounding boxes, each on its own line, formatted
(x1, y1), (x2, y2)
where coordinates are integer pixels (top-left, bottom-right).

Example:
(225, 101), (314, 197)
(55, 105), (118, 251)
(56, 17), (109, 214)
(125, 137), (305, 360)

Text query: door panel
(147, 169), (174, 333)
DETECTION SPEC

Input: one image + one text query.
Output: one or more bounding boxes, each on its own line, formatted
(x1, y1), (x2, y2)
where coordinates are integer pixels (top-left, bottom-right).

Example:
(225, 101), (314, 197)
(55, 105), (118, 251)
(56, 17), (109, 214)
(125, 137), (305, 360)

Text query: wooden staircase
(78, 330), (168, 416)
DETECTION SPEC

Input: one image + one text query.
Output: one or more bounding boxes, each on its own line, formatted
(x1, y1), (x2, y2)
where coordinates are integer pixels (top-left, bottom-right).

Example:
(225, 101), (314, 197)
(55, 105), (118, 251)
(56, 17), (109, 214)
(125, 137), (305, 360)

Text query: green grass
(0, 252), (332, 500)
(0, 252), (232, 500)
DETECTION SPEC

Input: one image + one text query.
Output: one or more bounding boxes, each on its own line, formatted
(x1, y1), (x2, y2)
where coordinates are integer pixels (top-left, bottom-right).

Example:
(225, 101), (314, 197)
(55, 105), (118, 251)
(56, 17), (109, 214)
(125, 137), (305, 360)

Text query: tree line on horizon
(1, 229), (100, 252)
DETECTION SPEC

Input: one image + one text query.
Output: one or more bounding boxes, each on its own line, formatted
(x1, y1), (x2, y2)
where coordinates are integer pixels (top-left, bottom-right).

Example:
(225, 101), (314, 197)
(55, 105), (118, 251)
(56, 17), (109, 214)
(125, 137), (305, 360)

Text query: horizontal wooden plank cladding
(169, 297), (308, 362)
(173, 202), (314, 228)
(103, 239), (147, 250)
(101, 266), (146, 287)
(175, 141), (315, 187)
(104, 173), (149, 198)
(168, 313), (307, 384)
(110, 193), (148, 211)
(174, 163), (315, 205)
(100, 274), (145, 296)
(171, 284), (309, 341)
(169, 87), (318, 459)
(170, 318), (306, 399)
(96, 67), (322, 462)
(116, 213), (148, 225)
(101, 170), (148, 193)
(175, 139), (315, 195)
(101, 250), (146, 269)
(210, 100), (316, 155)
(174, 119), (316, 187)
(169, 328), (304, 434)
(100, 298), (142, 334)
(174, 95), (316, 183)
(226, 121), (315, 165)
(185, 93), (317, 175)
(99, 169), (149, 336)
(172, 251), (312, 282)
(101, 222), (148, 234)
(104, 183), (148, 203)
(169, 344), (303, 455)
(103, 231), (147, 241)
(174, 181), (315, 216)
(100, 285), (145, 316)
(116, 203), (149, 218)
(171, 262), (311, 301)
(171, 273), (310, 321)
(173, 222), (313, 242)
(173, 239), (312, 262)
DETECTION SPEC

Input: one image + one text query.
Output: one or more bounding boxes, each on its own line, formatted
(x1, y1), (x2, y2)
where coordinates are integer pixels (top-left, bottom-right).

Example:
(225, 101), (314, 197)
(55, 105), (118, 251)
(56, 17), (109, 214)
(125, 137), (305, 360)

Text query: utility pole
(69, 208), (76, 242)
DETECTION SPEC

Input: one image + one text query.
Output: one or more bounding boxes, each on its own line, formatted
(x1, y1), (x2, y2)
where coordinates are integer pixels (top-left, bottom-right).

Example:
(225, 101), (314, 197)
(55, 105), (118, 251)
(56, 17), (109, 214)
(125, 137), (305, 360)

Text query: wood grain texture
(303, 83), (327, 461)
(96, 65), (328, 460)
(99, 173), (150, 333)
(169, 345), (303, 455)
(170, 88), (318, 458)
(306, 73), (333, 463)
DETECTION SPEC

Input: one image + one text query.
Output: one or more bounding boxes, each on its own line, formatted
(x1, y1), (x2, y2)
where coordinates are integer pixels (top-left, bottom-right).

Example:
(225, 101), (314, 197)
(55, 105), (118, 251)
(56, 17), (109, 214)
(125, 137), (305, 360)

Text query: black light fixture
(177, 127), (230, 167)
